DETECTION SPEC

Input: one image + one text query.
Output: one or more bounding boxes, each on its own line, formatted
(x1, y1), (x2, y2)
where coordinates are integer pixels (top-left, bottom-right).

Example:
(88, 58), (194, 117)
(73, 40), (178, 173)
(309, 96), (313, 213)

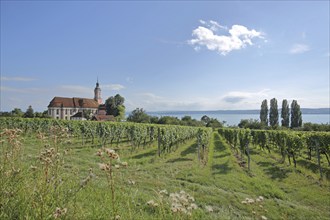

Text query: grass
(1, 129), (330, 219)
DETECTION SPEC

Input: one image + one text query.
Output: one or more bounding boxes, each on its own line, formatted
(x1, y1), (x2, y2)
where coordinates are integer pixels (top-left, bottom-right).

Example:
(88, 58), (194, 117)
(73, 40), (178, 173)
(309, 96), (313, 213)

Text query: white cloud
(1, 76), (36, 81)
(289, 44), (310, 54)
(102, 84), (125, 91)
(189, 20), (264, 55)
(125, 90), (272, 112)
(222, 90), (270, 104)
(199, 20), (228, 32)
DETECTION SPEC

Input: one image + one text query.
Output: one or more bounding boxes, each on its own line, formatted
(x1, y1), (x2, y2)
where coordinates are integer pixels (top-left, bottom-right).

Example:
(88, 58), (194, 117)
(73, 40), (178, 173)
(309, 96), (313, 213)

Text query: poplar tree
(281, 99), (290, 127)
(269, 98), (279, 128)
(260, 99), (268, 126)
(290, 100), (302, 128)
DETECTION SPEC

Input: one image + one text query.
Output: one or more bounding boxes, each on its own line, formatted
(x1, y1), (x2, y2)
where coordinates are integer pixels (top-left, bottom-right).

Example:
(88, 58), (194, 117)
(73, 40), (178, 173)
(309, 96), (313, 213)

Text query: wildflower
(159, 189), (168, 195)
(105, 148), (119, 159)
(99, 163), (110, 171)
(53, 207), (67, 218)
(128, 179), (136, 185)
(96, 149), (103, 157)
(30, 165), (38, 171)
(44, 157), (52, 164)
(121, 161), (128, 167)
(190, 203), (198, 209)
(147, 200), (159, 207)
(171, 207), (178, 213)
(205, 205), (213, 212)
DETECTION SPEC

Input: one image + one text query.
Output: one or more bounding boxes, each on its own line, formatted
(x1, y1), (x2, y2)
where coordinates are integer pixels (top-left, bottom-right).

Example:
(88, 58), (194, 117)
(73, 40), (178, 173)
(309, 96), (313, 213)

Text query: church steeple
(94, 78), (102, 104)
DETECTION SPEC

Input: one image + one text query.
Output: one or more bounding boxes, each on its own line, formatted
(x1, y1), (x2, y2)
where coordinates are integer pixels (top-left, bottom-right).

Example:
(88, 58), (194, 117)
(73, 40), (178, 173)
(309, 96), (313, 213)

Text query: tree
(158, 116), (181, 125)
(150, 116), (159, 124)
(206, 118), (223, 128)
(238, 119), (262, 129)
(83, 109), (93, 120)
(281, 99), (290, 127)
(24, 105), (34, 118)
(105, 94), (125, 117)
(127, 108), (150, 123)
(291, 100), (302, 128)
(34, 110), (51, 118)
(260, 99), (268, 126)
(269, 98), (279, 128)
(116, 105), (125, 121)
(201, 115), (210, 125)
(11, 108), (24, 117)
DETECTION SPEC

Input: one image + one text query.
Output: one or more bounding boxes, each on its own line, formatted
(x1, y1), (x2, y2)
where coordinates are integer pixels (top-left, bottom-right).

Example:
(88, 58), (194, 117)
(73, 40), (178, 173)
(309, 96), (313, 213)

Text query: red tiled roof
(48, 97), (99, 108)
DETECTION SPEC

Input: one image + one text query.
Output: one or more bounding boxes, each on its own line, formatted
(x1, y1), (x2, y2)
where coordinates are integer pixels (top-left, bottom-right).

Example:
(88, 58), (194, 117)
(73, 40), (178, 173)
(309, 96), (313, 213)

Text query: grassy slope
(3, 132), (330, 219)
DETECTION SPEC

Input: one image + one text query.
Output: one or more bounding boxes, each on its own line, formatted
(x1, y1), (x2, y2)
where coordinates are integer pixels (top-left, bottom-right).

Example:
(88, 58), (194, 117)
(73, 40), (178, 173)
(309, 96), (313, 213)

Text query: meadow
(1, 118), (329, 220)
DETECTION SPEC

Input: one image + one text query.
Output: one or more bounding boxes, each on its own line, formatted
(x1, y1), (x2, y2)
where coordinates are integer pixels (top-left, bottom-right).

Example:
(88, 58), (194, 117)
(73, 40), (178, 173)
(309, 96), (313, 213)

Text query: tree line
(260, 98), (302, 128)
(126, 108), (224, 128)
(0, 106), (50, 118)
(238, 99), (329, 131)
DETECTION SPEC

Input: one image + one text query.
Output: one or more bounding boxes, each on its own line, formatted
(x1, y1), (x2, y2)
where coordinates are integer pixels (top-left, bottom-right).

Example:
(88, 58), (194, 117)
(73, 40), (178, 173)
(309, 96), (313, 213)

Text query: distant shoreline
(147, 108), (330, 115)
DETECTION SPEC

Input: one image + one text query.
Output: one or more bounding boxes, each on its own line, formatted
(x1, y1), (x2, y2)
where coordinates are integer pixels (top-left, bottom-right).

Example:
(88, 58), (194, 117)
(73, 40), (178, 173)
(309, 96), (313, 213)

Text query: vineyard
(1, 117), (329, 219)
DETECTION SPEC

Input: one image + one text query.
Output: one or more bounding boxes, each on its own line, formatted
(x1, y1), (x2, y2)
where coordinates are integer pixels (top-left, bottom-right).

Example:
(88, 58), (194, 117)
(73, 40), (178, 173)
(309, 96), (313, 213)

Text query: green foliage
(24, 105), (34, 118)
(83, 109), (93, 120)
(238, 119), (263, 129)
(260, 99), (268, 126)
(158, 116), (181, 125)
(127, 108), (150, 123)
(269, 98), (279, 128)
(302, 122), (330, 132)
(219, 127), (330, 177)
(281, 99), (290, 127)
(201, 115), (210, 125)
(291, 100), (302, 128)
(1, 119), (329, 219)
(12, 108), (24, 117)
(116, 105), (126, 121)
(180, 116), (204, 127)
(105, 94), (125, 117)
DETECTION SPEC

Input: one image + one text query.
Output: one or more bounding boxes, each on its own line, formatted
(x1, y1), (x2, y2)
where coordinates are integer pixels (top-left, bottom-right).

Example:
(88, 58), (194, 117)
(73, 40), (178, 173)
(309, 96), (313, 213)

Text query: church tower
(94, 79), (102, 104)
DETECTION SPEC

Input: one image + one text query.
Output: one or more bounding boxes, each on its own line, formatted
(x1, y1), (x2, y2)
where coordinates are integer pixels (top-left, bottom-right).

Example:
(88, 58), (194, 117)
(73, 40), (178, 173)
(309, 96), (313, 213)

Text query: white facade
(48, 107), (97, 120)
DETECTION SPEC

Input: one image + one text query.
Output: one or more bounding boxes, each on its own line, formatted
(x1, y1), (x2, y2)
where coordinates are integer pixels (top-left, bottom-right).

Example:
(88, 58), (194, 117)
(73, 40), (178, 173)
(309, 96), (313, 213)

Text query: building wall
(48, 107), (98, 120)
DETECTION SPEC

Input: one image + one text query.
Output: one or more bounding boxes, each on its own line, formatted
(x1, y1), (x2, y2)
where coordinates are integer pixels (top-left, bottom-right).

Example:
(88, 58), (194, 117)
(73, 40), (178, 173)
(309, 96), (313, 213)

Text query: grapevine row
(0, 117), (212, 158)
(218, 128), (330, 177)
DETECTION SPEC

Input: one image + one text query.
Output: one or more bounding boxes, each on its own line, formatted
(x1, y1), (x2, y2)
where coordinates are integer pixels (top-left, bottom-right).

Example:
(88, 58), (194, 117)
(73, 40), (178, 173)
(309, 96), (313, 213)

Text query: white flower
(205, 205), (213, 212)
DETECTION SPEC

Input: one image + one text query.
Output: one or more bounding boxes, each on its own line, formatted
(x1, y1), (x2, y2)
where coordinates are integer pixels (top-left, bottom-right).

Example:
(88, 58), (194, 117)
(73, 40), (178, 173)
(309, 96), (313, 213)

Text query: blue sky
(1, 1), (329, 112)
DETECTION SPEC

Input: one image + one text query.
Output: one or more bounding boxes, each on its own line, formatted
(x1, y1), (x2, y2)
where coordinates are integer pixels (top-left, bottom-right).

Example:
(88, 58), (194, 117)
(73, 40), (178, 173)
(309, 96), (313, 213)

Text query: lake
(148, 112), (329, 126)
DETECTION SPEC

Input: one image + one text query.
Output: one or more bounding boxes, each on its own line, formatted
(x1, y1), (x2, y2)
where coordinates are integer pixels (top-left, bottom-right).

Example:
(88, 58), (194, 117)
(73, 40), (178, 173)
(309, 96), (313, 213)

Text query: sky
(1, 1), (329, 112)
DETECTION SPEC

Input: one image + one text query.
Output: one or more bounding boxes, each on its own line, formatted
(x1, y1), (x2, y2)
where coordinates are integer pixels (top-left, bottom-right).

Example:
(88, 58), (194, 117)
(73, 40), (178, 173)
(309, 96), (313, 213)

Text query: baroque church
(48, 81), (104, 120)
